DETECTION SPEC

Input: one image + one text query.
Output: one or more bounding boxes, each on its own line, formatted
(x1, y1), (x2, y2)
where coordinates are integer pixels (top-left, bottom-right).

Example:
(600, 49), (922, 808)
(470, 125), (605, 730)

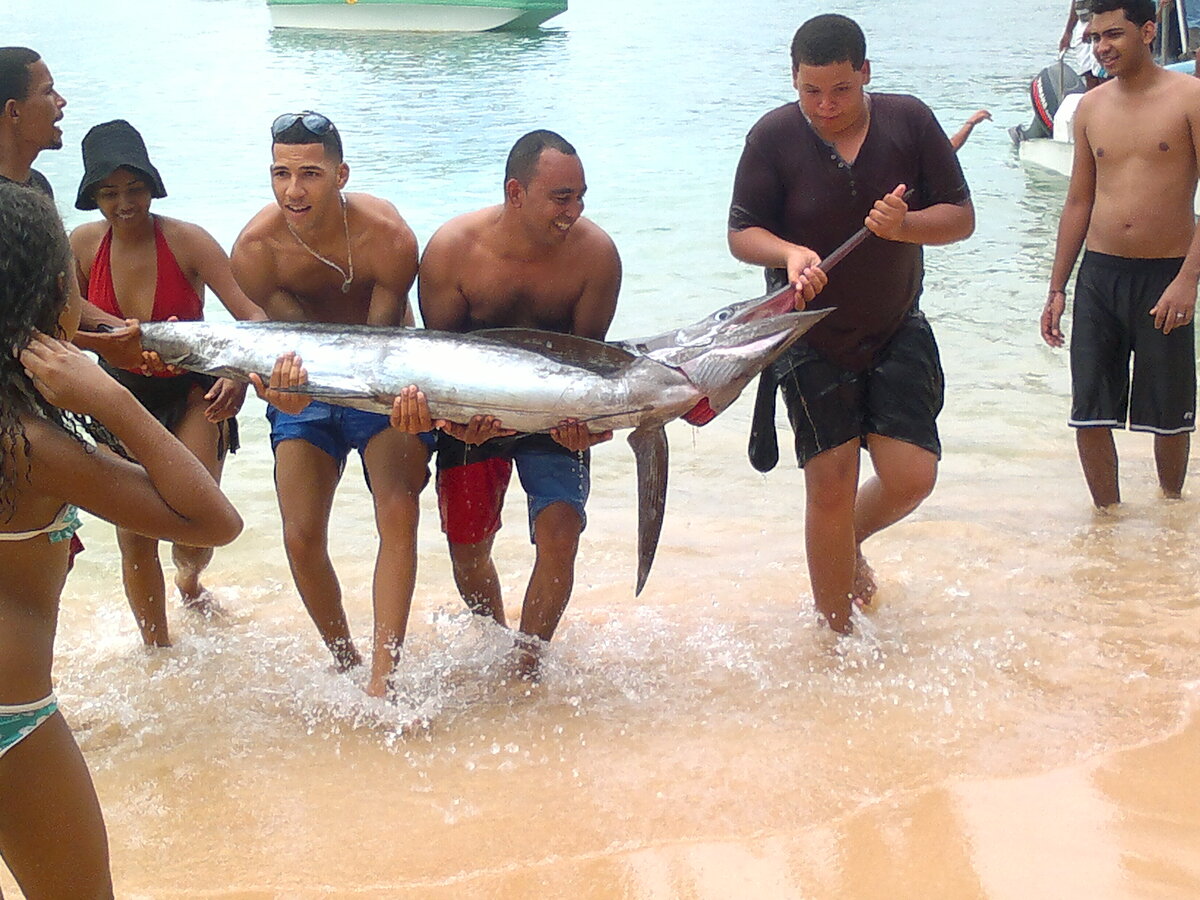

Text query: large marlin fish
(140, 299), (828, 593)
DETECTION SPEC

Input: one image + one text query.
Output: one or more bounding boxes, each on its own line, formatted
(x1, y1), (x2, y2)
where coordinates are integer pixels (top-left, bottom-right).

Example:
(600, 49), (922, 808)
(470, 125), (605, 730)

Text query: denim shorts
(267, 401), (436, 465)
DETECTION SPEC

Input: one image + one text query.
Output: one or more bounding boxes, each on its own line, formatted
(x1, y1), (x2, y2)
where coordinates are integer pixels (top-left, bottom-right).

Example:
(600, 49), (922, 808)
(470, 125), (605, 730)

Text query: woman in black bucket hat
(69, 119), (265, 647)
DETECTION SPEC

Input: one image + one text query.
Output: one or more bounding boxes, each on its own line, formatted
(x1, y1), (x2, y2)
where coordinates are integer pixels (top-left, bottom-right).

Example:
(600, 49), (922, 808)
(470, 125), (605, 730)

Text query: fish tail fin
(628, 425), (669, 596)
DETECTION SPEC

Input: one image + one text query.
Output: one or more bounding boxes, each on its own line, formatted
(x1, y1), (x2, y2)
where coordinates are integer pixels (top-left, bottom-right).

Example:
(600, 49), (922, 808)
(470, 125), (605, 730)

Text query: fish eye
(715, 309), (732, 321)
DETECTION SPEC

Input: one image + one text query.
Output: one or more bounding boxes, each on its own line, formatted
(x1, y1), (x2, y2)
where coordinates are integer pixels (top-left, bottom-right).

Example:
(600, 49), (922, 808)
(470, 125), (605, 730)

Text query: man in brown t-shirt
(728, 13), (974, 634)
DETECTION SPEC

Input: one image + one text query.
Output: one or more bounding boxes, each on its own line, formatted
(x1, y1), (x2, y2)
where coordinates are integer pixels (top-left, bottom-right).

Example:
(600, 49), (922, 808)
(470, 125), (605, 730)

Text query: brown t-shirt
(729, 93), (970, 371)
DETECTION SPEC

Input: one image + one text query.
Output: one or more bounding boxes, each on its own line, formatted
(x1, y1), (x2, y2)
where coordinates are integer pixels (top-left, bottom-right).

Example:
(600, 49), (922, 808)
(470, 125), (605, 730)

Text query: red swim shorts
(436, 456), (513, 545)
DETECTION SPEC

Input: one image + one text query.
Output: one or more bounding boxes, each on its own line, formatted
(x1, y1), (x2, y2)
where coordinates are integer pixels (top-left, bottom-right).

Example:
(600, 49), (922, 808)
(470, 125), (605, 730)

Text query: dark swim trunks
(102, 361), (239, 458)
(1070, 251), (1195, 435)
(778, 310), (944, 467)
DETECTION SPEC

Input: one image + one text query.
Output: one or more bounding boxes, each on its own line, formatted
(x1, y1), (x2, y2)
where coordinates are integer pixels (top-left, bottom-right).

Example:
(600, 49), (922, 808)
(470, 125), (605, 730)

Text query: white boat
(267, 0), (568, 32)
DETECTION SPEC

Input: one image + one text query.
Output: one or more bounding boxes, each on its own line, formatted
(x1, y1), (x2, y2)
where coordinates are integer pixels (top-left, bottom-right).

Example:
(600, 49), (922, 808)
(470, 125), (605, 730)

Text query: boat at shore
(267, 0), (568, 32)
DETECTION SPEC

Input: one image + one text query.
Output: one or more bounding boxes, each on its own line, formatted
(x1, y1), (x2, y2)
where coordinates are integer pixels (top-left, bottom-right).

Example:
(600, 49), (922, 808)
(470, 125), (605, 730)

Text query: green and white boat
(267, 0), (567, 31)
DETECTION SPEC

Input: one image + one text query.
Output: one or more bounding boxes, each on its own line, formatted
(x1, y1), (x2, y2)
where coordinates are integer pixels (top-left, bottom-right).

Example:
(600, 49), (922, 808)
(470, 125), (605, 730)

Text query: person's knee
(281, 517), (327, 562)
(372, 487), (421, 541)
(885, 463), (937, 507)
(532, 503), (582, 557)
(804, 454), (859, 514)
(449, 539), (493, 576)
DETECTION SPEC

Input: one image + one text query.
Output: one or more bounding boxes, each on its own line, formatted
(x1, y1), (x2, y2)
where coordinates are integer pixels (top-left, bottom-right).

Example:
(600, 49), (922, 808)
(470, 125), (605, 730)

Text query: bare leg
(0, 713), (113, 899)
(169, 392), (227, 608)
(115, 528), (169, 646)
(1154, 432), (1189, 498)
(448, 537), (506, 625)
(855, 435), (939, 543)
(274, 440), (359, 670)
(361, 431), (429, 698)
(1076, 427), (1120, 508)
(801, 440), (860, 634)
(509, 502), (582, 678)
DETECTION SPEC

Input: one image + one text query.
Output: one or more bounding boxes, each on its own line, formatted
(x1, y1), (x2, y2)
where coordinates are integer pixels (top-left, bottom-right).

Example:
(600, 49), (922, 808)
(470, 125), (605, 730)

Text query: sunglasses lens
(301, 113), (333, 135)
(270, 112), (333, 138)
(270, 113), (300, 138)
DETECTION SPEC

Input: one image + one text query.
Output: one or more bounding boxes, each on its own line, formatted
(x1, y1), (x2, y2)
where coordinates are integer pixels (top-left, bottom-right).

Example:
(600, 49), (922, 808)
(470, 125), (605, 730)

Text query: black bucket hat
(74, 119), (167, 211)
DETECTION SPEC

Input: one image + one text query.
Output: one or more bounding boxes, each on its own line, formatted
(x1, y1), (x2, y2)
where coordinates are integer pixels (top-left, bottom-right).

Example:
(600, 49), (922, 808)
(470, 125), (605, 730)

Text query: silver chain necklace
(285, 193), (354, 293)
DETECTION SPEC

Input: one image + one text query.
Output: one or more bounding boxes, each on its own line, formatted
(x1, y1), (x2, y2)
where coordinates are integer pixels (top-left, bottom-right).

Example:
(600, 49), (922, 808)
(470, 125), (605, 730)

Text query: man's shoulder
(425, 206), (500, 255)
(746, 102), (804, 139)
(232, 203), (284, 255)
(570, 217), (619, 259)
(871, 92), (938, 126)
(346, 192), (417, 253)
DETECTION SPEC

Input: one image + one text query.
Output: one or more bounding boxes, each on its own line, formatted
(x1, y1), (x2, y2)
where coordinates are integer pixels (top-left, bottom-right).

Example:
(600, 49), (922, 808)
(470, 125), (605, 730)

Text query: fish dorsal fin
(473, 328), (636, 376)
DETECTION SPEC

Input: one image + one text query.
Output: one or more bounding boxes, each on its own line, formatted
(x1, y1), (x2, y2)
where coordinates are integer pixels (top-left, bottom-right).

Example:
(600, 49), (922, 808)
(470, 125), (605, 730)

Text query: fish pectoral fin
(628, 425), (669, 596)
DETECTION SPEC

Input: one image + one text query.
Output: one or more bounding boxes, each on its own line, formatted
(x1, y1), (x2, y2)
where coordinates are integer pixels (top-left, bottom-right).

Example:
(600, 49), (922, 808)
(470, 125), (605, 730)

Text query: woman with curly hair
(0, 181), (242, 898)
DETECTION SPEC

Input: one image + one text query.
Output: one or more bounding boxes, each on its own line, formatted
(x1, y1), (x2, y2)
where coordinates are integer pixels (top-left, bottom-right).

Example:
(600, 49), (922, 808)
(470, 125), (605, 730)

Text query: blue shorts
(437, 437), (589, 545)
(267, 401), (436, 465)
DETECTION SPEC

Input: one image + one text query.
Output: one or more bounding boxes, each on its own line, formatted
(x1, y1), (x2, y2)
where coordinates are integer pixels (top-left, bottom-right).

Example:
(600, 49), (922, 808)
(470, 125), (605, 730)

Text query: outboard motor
(1008, 61), (1086, 144)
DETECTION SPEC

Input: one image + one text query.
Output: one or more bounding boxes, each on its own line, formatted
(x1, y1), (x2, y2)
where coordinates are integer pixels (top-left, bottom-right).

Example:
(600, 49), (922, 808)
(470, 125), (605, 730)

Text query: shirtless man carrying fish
(231, 111), (431, 697)
(1043, 0), (1200, 507)
(392, 129), (622, 677)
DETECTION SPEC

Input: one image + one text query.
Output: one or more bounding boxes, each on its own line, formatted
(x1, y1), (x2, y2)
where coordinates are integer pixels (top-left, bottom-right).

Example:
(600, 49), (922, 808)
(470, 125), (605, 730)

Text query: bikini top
(0, 505), (82, 545)
(87, 216), (203, 375)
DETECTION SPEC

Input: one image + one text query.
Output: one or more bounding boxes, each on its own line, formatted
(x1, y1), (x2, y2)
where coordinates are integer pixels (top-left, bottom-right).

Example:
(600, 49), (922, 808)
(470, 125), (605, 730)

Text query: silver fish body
(140, 302), (828, 594)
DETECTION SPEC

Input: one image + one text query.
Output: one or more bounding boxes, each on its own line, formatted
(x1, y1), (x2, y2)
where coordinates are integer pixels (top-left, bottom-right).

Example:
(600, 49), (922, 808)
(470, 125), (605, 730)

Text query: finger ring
(1177, 312), (1186, 319)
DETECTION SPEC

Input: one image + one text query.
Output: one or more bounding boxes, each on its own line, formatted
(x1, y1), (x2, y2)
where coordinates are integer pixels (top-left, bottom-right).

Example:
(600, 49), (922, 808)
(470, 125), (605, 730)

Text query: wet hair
(1083, 0), (1155, 26)
(0, 182), (117, 519)
(504, 130), (577, 188)
(0, 47), (40, 106)
(271, 116), (343, 163)
(790, 14), (867, 71)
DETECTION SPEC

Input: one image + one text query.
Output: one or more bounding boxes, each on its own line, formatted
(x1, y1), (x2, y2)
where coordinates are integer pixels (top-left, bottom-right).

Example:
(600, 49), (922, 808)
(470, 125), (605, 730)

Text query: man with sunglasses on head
(391, 129), (621, 679)
(231, 111), (430, 698)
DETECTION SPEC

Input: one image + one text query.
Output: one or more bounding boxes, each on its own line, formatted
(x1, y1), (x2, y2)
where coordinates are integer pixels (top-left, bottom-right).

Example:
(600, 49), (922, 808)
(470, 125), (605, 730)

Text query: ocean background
(3, 0), (1199, 896)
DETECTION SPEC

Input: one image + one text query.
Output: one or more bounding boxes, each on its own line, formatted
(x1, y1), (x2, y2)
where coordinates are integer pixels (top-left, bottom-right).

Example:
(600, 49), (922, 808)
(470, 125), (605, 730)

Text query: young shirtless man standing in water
(1043, 0), (1200, 507)
(393, 130), (621, 676)
(231, 112), (430, 697)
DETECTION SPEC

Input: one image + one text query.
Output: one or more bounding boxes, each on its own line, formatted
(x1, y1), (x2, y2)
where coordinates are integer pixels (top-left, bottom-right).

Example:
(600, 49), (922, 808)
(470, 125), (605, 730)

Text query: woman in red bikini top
(67, 119), (264, 651)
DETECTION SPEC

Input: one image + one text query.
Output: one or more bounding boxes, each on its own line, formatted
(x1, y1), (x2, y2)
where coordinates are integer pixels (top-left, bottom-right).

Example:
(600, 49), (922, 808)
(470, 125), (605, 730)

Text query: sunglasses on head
(270, 111), (336, 139)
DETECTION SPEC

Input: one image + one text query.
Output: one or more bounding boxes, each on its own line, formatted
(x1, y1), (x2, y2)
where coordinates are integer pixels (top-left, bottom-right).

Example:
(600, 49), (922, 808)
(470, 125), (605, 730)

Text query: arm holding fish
(727, 140), (827, 308)
(364, 205), (420, 328)
(549, 226), (623, 452)
(67, 223), (153, 370)
(230, 230), (313, 413)
(180, 223), (270, 421)
(864, 184), (975, 245)
(728, 227), (828, 309)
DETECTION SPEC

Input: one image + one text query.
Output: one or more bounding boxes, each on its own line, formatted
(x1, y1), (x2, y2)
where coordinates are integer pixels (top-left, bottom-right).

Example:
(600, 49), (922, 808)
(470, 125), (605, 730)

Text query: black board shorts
(1069, 250), (1195, 435)
(778, 310), (944, 467)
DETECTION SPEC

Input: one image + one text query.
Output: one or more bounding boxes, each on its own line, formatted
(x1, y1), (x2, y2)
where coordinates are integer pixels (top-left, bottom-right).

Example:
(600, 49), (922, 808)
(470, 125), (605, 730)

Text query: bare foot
(176, 573), (214, 611)
(328, 637), (363, 673)
(509, 635), (544, 683)
(851, 552), (877, 609)
(365, 675), (389, 699)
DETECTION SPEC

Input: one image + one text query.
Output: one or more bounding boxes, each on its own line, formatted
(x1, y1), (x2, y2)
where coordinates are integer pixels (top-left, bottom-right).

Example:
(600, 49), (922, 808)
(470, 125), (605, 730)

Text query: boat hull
(268, 0), (567, 31)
